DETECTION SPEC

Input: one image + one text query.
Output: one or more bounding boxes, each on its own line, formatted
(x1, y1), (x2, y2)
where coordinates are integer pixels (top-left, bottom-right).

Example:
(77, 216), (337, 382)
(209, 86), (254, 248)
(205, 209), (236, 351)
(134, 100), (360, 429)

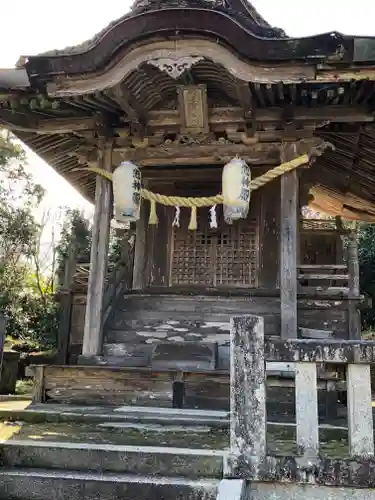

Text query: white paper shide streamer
(172, 206), (181, 227)
(112, 161), (142, 223)
(222, 156), (251, 223)
(209, 205), (218, 228)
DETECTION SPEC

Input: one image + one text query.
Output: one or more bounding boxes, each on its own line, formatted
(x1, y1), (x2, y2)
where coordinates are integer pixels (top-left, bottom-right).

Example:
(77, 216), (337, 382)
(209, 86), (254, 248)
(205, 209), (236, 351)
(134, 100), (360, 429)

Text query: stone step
(0, 468), (219, 500)
(0, 403), (229, 427)
(0, 440), (224, 479)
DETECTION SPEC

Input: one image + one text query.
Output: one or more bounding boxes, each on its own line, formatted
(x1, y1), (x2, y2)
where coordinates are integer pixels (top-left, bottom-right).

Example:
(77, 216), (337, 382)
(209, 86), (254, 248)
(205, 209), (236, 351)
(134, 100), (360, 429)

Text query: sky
(0, 0), (374, 251)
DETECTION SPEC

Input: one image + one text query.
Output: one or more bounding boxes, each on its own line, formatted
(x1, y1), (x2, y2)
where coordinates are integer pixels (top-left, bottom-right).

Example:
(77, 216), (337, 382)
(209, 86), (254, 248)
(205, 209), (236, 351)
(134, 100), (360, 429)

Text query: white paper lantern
(112, 160), (142, 223)
(222, 157), (251, 221)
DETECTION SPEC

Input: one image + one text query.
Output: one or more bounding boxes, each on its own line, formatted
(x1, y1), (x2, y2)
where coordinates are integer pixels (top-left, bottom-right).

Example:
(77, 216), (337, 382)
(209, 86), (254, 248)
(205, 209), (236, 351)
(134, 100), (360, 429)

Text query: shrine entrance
(170, 207), (259, 288)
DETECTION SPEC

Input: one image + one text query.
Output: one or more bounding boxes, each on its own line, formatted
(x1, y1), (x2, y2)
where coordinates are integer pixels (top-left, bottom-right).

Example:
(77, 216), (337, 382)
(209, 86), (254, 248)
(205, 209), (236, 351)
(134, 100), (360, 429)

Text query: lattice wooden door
(171, 208), (258, 287)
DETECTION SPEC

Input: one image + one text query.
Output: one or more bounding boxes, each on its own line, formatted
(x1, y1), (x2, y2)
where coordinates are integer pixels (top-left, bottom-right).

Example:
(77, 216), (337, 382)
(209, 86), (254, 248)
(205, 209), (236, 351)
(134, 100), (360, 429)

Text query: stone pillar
(280, 142), (298, 339)
(228, 315), (266, 478)
(81, 139), (113, 360)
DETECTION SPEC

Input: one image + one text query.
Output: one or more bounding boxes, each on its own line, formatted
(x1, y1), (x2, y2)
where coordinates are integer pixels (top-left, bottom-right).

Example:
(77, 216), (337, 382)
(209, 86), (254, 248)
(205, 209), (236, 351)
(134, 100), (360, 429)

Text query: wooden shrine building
(1, 0), (375, 407)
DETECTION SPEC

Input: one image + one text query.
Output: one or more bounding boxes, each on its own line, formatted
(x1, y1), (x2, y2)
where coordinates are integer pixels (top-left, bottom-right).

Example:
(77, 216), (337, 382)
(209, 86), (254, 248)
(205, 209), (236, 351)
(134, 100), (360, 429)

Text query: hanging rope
(84, 152), (310, 207)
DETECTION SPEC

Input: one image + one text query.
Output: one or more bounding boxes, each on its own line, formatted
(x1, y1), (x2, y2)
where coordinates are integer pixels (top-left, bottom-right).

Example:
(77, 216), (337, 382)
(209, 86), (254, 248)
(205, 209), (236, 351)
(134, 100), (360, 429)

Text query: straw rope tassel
(188, 207), (198, 230)
(148, 199), (158, 225)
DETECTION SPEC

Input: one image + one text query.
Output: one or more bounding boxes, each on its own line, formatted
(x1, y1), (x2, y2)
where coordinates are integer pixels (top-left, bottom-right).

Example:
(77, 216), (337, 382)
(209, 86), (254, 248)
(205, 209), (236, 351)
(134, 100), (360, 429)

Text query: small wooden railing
(103, 242), (134, 324)
(226, 315), (375, 494)
(56, 237), (134, 363)
(298, 234), (361, 340)
(297, 263), (349, 293)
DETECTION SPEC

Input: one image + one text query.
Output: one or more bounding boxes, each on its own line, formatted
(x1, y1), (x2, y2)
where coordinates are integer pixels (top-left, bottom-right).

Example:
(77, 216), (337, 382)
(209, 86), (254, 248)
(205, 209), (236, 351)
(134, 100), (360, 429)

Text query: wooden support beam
(0, 109), (37, 131)
(280, 142), (298, 339)
(235, 81), (256, 136)
(36, 117), (98, 134)
(56, 241), (76, 364)
(81, 138), (113, 359)
(110, 83), (147, 134)
(235, 82), (252, 112)
(147, 105), (374, 129)
(115, 141), (281, 167)
(347, 231), (361, 340)
(3, 104), (371, 136)
(0, 110), (98, 134)
(132, 198), (149, 290)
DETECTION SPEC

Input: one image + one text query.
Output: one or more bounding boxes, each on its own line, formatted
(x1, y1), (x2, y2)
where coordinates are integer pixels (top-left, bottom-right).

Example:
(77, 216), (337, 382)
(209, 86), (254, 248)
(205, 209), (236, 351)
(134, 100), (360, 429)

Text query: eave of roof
(30, 0), (284, 59)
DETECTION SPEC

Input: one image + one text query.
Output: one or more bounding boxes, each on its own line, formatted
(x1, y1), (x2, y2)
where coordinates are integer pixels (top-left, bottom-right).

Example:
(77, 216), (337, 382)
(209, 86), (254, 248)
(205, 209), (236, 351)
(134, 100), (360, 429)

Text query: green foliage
(0, 133), (126, 353)
(358, 223), (375, 329)
(0, 133), (57, 352)
(108, 229), (123, 271)
(55, 208), (123, 278)
(55, 208), (92, 285)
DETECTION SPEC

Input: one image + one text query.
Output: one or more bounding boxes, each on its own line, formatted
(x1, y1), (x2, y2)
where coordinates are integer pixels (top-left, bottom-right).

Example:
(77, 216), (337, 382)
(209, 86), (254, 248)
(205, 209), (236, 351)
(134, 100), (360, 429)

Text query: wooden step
(298, 274), (349, 281)
(103, 341), (218, 370)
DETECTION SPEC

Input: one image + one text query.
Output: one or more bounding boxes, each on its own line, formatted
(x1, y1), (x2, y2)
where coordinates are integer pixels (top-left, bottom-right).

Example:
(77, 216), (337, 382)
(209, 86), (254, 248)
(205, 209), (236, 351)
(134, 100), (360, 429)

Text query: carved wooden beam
(114, 141), (286, 167)
(147, 105), (374, 131)
(74, 135), (326, 168)
(3, 104), (372, 136)
(74, 141), (282, 167)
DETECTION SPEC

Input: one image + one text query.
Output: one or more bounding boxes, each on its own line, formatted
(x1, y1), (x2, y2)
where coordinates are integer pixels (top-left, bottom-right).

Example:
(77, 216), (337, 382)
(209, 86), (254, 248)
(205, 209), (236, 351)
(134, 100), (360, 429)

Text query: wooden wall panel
(170, 202), (260, 288)
(259, 180), (280, 288)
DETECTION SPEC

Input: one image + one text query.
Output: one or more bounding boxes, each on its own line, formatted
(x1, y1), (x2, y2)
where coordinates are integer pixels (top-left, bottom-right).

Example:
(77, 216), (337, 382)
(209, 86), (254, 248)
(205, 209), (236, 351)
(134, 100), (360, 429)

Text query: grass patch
(15, 379), (33, 396)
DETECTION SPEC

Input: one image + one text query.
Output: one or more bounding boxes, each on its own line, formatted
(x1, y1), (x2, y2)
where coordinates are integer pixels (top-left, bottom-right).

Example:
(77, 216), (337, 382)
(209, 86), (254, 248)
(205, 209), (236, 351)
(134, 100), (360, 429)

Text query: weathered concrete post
(228, 315), (266, 478)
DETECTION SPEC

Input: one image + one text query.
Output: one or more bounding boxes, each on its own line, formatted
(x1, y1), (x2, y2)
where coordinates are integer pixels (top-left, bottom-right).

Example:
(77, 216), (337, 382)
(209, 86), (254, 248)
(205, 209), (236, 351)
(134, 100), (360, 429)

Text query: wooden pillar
(335, 216), (345, 264)
(81, 139), (113, 359)
(280, 142), (298, 339)
(132, 198), (148, 290)
(0, 313), (5, 378)
(56, 241), (76, 364)
(347, 231), (361, 340)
